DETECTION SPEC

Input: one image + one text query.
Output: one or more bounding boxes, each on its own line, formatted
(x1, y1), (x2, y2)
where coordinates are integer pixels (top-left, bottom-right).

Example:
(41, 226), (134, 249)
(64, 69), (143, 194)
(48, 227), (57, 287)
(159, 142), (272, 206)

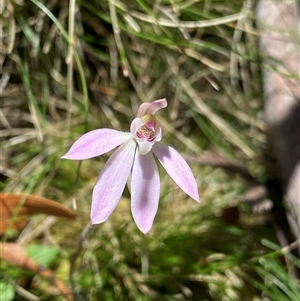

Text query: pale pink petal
(61, 129), (132, 160)
(154, 127), (162, 142)
(91, 139), (136, 224)
(152, 143), (200, 202)
(130, 117), (143, 134)
(137, 98), (167, 117)
(135, 139), (155, 155)
(131, 152), (160, 234)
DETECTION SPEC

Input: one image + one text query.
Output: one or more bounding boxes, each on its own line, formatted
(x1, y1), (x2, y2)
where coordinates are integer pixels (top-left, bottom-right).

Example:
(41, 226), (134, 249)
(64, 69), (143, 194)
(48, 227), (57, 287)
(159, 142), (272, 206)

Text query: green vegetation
(1, 0), (299, 300)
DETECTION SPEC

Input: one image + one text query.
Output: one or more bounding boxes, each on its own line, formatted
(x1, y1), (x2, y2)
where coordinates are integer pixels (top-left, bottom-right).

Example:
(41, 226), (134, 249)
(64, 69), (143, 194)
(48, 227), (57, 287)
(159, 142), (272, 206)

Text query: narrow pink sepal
(137, 98), (167, 117)
(91, 139), (136, 224)
(152, 143), (200, 202)
(131, 152), (160, 234)
(61, 129), (132, 160)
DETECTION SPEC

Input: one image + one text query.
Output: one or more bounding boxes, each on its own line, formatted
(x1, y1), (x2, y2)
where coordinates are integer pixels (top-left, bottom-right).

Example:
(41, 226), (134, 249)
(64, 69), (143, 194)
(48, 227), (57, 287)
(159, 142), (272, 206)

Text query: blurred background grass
(1, 0), (299, 300)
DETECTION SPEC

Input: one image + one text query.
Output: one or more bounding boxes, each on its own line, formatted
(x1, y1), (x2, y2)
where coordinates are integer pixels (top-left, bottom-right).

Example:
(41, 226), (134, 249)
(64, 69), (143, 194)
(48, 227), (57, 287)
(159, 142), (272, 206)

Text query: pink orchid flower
(62, 98), (199, 233)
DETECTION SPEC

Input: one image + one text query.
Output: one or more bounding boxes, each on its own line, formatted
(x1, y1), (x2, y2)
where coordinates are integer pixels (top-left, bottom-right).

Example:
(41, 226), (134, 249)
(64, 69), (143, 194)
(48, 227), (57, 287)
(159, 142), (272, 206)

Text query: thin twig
(108, 0), (144, 99)
(113, 0), (246, 29)
(66, 0), (76, 130)
(69, 222), (94, 290)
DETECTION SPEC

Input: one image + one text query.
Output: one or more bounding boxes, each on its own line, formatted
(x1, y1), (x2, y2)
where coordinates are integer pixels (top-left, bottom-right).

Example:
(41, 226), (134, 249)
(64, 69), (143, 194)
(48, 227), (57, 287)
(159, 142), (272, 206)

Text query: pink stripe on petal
(131, 152), (160, 234)
(61, 129), (132, 160)
(91, 139), (136, 224)
(152, 143), (200, 202)
(137, 98), (167, 117)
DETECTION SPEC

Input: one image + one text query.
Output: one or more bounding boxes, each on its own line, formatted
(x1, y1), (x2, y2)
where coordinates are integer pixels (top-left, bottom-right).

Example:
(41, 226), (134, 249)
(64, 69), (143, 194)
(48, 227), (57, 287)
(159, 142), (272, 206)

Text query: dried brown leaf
(0, 193), (76, 235)
(0, 242), (74, 300)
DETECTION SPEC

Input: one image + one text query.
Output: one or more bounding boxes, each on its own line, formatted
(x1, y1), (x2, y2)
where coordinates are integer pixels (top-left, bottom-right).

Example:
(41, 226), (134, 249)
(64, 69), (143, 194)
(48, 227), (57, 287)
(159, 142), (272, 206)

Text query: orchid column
(62, 98), (199, 233)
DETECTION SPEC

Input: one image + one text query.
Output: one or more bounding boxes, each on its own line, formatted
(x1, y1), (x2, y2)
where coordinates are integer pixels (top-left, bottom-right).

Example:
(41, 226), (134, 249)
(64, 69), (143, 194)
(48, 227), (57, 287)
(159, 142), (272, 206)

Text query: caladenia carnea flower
(62, 98), (199, 234)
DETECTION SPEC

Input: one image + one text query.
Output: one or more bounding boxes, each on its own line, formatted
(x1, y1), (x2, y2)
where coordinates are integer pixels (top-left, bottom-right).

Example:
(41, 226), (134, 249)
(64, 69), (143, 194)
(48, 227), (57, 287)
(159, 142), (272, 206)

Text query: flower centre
(136, 115), (157, 141)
